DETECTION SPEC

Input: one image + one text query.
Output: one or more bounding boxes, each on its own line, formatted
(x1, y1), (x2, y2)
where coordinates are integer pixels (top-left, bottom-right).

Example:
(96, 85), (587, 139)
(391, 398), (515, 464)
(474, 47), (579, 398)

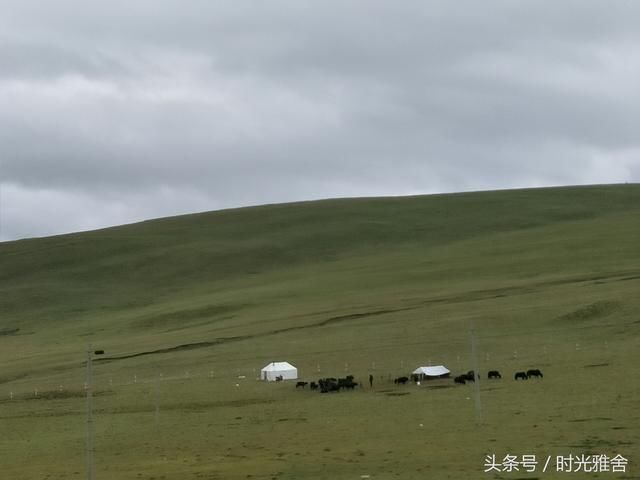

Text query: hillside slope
(1, 184), (639, 479)
(2, 184), (640, 359)
(0, 183), (638, 376)
(1, 185), (638, 311)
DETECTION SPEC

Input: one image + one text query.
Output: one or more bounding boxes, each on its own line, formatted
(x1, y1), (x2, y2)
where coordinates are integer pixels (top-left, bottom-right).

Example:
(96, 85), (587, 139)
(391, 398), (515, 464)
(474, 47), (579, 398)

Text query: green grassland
(1, 184), (639, 479)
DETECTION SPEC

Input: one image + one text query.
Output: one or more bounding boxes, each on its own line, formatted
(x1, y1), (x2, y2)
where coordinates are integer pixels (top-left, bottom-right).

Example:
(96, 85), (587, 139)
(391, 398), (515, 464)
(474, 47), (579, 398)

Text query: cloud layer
(2, 1), (640, 240)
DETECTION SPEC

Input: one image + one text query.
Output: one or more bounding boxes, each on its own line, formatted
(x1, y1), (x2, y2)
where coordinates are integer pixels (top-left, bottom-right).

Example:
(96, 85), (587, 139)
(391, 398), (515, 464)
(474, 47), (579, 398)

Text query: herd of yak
(293, 375), (359, 393)
(452, 368), (543, 384)
(291, 369), (544, 393)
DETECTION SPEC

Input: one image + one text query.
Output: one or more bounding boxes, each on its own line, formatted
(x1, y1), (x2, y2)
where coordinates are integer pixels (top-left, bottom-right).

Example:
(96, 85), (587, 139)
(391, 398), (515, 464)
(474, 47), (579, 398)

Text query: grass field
(1, 184), (639, 479)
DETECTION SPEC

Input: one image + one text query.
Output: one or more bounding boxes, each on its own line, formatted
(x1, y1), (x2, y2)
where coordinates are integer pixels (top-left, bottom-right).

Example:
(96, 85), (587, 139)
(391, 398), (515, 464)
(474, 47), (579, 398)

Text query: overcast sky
(1, 1), (639, 241)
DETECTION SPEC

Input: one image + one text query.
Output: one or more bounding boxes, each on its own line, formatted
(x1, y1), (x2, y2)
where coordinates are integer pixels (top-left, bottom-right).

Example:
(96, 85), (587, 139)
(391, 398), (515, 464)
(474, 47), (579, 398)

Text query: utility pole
(154, 372), (160, 426)
(86, 345), (104, 480)
(469, 321), (482, 423)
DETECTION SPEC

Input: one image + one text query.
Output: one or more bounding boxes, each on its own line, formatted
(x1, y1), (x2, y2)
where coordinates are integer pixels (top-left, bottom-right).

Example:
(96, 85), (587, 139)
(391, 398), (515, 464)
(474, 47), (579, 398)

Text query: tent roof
(412, 365), (450, 376)
(261, 361), (296, 371)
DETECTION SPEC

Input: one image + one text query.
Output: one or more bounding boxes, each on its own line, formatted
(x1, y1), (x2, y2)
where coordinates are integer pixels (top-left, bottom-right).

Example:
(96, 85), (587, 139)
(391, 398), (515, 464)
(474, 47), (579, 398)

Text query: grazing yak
(487, 370), (502, 379)
(309, 382), (318, 391)
(514, 371), (528, 380)
(295, 381), (308, 389)
(457, 371), (477, 382)
(340, 380), (358, 390)
(454, 375), (467, 385)
(394, 376), (409, 385)
(318, 376), (357, 393)
(526, 369), (543, 379)
(338, 376), (356, 389)
(318, 378), (340, 393)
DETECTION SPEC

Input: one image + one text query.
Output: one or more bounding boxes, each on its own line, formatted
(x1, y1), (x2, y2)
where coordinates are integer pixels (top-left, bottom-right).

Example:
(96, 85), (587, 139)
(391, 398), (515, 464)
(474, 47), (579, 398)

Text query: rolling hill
(1, 184), (639, 479)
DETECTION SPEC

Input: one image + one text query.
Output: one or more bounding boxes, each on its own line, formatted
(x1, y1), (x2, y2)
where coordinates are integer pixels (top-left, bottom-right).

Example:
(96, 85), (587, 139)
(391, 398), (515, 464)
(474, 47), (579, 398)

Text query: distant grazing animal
(316, 376), (358, 393)
(394, 376), (409, 385)
(275, 375), (283, 382)
(338, 376), (358, 390)
(526, 369), (543, 379)
(487, 370), (501, 379)
(454, 375), (466, 385)
(318, 378), (340, 393)
(326, 383), (340, 393)
(459, 371), (475, 382)
(514, 371), (528, 380)
(295, 381), (308, 389)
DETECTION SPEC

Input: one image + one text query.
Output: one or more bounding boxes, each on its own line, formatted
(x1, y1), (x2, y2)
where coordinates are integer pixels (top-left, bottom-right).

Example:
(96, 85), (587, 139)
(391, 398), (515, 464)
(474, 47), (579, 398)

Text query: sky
(1, 1), (640, 241)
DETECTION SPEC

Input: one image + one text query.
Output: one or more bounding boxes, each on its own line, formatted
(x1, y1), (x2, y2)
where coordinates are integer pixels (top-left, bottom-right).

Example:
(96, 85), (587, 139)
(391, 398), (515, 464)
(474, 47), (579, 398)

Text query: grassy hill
(1, 184), (639, 479)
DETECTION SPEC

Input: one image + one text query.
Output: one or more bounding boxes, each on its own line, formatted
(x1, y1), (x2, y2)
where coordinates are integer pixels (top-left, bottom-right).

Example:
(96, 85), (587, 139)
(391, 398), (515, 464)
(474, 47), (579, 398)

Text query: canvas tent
(261, 361), (298, 381)
(412, 365), (450, 379)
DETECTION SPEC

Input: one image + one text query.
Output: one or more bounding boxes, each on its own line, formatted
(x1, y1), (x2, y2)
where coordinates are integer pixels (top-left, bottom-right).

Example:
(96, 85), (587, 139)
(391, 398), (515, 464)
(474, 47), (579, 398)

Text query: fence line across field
(0, 343), (601, 403)
(2, 330), (613, 402)
(4, 365), (434, 401)
(0, 312), (621, 401)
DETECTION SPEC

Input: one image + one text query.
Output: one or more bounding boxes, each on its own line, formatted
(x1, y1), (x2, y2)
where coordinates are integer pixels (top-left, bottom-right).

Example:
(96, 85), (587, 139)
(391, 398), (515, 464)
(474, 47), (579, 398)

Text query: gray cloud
(1, 1), (640, 240)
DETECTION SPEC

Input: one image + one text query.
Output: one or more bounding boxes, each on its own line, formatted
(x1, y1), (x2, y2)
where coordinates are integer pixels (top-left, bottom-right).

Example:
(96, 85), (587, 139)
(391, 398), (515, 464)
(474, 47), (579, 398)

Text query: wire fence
(0, 335), (617, 404)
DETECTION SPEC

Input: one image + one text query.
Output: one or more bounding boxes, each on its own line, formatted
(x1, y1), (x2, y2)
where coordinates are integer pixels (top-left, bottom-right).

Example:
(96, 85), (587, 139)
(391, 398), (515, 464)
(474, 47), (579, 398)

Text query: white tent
(261, 361), (298, 381)
(412, 365), (450, 379)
